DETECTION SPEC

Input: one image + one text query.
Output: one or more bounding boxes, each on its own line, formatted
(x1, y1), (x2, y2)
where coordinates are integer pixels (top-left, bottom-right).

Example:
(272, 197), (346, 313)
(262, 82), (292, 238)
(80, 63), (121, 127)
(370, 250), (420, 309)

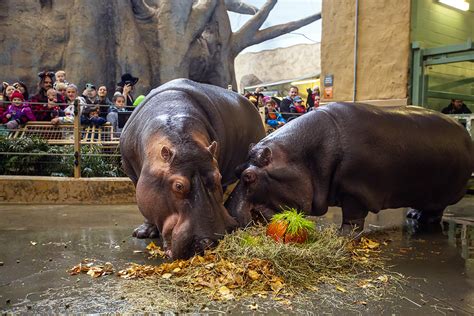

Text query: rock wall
(234, 43), (320, 92)
(0, 0), (151, 96)
(0, 176), (136, 204)
(320, 0), (411, 104)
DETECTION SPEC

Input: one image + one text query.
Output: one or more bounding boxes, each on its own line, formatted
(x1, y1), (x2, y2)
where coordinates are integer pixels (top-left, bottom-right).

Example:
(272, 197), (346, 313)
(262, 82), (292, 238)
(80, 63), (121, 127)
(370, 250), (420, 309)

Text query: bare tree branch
(234, 11), (321, 54)
(131, 0), (158, 21)
(225, 0), (258, 15)
(231, 0), (277, 53)
(187, 0), (218, 41)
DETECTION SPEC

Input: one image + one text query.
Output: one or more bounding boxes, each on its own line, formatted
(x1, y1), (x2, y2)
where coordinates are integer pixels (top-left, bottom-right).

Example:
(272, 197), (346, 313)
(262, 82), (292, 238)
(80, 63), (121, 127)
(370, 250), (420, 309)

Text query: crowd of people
(0, 70), (143, 133)
(1, 71), (471, 136)
(245, 85), (321, 131)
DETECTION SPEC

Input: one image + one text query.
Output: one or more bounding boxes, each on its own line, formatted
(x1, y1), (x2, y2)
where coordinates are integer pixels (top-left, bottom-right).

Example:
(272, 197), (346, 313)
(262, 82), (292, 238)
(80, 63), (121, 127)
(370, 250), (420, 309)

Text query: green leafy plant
(0, 137), (125, 177)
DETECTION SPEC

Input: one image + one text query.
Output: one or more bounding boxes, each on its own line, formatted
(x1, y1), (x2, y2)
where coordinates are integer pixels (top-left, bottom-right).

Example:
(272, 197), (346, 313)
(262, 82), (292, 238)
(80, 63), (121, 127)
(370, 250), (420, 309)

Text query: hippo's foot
(406, 208), (443, 234)
(406, 208), (443, 225)
(132, 222), (160, 239)
(339, 219), (365, 237)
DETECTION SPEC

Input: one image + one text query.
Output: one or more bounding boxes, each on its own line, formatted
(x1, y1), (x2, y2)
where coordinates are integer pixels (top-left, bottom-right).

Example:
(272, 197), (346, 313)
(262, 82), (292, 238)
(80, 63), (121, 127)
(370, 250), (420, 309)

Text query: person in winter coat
(265, 98), (286, 129)
(441, 99), (472, 114)
(2, 90), (35, 130)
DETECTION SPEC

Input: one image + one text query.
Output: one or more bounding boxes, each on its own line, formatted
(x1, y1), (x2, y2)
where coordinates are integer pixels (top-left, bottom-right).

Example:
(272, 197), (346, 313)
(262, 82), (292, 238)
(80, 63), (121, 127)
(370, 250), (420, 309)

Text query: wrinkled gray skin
(227, 102), (474, 232)
(121, 79), (265, 259)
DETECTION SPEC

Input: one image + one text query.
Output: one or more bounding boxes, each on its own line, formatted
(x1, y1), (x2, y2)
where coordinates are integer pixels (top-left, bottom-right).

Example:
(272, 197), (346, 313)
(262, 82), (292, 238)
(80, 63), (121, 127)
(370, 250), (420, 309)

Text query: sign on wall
(324, 74), (334, 99)
(324, 74), (334, 87)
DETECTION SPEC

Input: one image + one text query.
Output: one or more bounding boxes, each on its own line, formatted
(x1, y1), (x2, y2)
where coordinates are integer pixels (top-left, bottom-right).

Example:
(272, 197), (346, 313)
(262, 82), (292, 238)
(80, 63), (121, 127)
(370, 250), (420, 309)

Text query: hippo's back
(318, 103), (473, 211)
(121, 79), (265, 184)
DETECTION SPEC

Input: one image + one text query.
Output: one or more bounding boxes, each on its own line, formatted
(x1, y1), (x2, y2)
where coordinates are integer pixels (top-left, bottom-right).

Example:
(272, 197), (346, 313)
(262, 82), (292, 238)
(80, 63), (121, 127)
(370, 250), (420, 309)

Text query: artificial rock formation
(0, 0), (320, 94)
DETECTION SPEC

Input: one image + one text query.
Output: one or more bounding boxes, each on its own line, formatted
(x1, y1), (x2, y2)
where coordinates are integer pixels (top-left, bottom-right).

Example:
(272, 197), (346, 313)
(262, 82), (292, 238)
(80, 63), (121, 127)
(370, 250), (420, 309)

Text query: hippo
(226, 102), (473, 232)
(120, 79), (265, 259)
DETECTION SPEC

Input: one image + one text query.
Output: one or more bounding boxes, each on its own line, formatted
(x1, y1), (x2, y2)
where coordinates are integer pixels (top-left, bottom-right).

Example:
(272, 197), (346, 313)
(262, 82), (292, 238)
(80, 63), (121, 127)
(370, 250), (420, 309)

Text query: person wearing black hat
(116, 73), (139, 108)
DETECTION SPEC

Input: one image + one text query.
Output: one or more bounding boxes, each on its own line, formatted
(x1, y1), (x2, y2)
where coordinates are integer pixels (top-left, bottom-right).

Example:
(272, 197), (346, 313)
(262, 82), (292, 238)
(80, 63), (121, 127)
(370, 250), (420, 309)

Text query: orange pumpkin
(266, 220), (288, 242)
(284, 229), (308, 244)
(266, 209), (315, 244)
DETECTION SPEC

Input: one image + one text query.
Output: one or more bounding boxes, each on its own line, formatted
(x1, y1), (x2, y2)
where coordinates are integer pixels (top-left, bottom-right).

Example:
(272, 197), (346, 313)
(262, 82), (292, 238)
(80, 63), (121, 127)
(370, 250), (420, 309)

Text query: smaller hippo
(226, 102), (474, 232)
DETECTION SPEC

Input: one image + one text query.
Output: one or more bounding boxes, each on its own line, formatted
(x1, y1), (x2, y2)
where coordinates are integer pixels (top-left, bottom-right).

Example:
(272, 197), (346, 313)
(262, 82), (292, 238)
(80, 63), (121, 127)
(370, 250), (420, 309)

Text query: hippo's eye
(175, 182), (185, 192)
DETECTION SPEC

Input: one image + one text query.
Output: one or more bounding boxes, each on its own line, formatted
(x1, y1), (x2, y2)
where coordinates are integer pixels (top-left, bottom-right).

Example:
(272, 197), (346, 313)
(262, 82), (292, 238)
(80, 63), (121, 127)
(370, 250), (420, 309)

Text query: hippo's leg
(406, 208), (444, 225)
(340, 195), (369, 235)
(133, 219), (160, 239)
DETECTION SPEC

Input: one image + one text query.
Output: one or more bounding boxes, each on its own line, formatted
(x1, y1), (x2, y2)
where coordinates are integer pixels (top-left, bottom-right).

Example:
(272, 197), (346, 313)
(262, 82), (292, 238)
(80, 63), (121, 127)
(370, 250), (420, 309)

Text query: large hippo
(226, 102), (473, 232)
(120, 79), (265, 259)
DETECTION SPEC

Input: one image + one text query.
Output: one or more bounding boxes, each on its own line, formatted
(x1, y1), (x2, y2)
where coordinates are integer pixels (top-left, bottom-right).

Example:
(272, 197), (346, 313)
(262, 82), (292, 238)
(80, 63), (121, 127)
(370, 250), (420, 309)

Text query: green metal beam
(411, 43), (424, 106)
(430, 77), (474, 91)
(425, 52), (474, 65)
(423, 38), (473, 57)
(427, 90), (474, 102)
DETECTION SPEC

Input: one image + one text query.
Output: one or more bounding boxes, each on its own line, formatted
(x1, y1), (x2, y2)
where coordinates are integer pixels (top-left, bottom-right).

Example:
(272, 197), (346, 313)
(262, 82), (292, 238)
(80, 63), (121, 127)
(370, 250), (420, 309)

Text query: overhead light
(439, 0), (470, 11)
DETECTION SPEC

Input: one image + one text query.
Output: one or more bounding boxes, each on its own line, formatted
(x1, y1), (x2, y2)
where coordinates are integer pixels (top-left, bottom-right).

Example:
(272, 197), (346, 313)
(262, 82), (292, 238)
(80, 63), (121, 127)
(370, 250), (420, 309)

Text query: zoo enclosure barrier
(1, 99), (126, 178)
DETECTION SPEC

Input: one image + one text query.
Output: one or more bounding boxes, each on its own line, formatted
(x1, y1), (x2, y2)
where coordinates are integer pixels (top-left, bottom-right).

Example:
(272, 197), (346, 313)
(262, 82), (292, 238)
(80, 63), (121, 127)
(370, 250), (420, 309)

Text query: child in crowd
(53, 70), (69, 89)
(1, 91), (35, 130)
(81, 104), (106, 127)
(39, 88), (63, 122)
(55, 82), (68, 98)
(290, 96), (306, 114)
(107, 93), (127, 136)
(265, 98), (286, 130)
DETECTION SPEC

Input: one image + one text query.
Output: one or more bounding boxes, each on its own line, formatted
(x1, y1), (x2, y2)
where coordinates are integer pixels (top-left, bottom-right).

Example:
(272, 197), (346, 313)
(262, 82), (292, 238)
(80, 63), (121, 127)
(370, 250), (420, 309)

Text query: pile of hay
(113, 224), (399, 312)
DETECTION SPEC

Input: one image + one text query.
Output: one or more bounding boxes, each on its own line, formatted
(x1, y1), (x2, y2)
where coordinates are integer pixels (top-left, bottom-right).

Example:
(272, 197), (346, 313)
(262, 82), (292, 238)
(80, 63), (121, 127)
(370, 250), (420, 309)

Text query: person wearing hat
(30, 71), (65, 121)
(2, 90), (36, 130)
(288, 96), (306, 121)
(116, 73), (139, 108)
(81, 83), (98, 105)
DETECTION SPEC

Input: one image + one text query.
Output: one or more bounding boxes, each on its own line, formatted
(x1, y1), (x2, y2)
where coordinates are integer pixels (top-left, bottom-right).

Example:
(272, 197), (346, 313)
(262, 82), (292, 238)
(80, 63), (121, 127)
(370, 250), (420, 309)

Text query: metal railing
(0, 100), (125, 178)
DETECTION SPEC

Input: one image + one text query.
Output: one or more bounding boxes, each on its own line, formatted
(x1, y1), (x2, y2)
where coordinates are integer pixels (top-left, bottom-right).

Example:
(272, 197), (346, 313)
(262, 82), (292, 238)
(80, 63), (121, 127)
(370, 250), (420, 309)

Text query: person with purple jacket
(1, 90), (36, 130)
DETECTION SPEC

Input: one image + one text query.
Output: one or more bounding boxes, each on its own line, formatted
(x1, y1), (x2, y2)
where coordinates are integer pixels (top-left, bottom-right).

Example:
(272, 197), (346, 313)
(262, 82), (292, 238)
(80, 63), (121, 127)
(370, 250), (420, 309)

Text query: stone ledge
(0, 176), (136, 204)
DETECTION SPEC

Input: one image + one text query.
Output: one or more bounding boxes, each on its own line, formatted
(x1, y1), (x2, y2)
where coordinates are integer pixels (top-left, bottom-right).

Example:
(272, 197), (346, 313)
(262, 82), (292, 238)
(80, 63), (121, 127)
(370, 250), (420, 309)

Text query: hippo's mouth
(250, 205), (276, 224)
(163, 236), (217, 260)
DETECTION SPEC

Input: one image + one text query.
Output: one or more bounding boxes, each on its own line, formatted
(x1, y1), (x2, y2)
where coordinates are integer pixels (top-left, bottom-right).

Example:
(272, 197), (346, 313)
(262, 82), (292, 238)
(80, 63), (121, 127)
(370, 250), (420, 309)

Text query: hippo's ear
(257, 147), (272, 167)
(160, 145), (174, 163)
(235, 163), (247, 177)
(2, 82), (8, 89)
(206, 141), (218, 158)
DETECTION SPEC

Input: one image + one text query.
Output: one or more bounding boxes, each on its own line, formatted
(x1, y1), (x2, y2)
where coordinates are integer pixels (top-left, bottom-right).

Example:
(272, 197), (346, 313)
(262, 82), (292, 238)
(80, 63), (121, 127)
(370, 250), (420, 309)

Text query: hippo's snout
(194, 238), (216, 254)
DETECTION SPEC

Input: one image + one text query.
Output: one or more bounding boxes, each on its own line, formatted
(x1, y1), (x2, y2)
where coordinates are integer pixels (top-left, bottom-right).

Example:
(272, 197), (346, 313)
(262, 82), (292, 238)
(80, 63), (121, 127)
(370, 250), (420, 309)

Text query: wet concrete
(0, 197), (473, 314)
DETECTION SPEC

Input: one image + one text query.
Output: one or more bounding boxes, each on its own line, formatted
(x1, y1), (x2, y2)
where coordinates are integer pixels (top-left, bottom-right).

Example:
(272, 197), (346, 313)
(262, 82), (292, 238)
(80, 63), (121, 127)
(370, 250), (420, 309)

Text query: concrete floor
(0, 197), (473, 314)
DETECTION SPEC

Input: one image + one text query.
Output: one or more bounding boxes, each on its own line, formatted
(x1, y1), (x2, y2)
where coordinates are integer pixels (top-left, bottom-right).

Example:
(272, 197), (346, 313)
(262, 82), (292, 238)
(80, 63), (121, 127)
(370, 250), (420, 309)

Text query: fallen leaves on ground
(67, 225), (398, 308)
(117, 251), (285, 301)
(68, 259), (114, 278)
(146, 241), (166, 259)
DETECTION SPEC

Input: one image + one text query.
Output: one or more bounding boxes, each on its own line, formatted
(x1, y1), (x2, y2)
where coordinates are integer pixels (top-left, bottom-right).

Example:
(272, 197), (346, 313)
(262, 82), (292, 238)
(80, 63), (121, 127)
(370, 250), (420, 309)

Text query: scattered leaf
(248, 270), (260, 281)
(377, 275), (389, 283)
(248, 303), (258, 310)
(336, 286), (347, 293)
